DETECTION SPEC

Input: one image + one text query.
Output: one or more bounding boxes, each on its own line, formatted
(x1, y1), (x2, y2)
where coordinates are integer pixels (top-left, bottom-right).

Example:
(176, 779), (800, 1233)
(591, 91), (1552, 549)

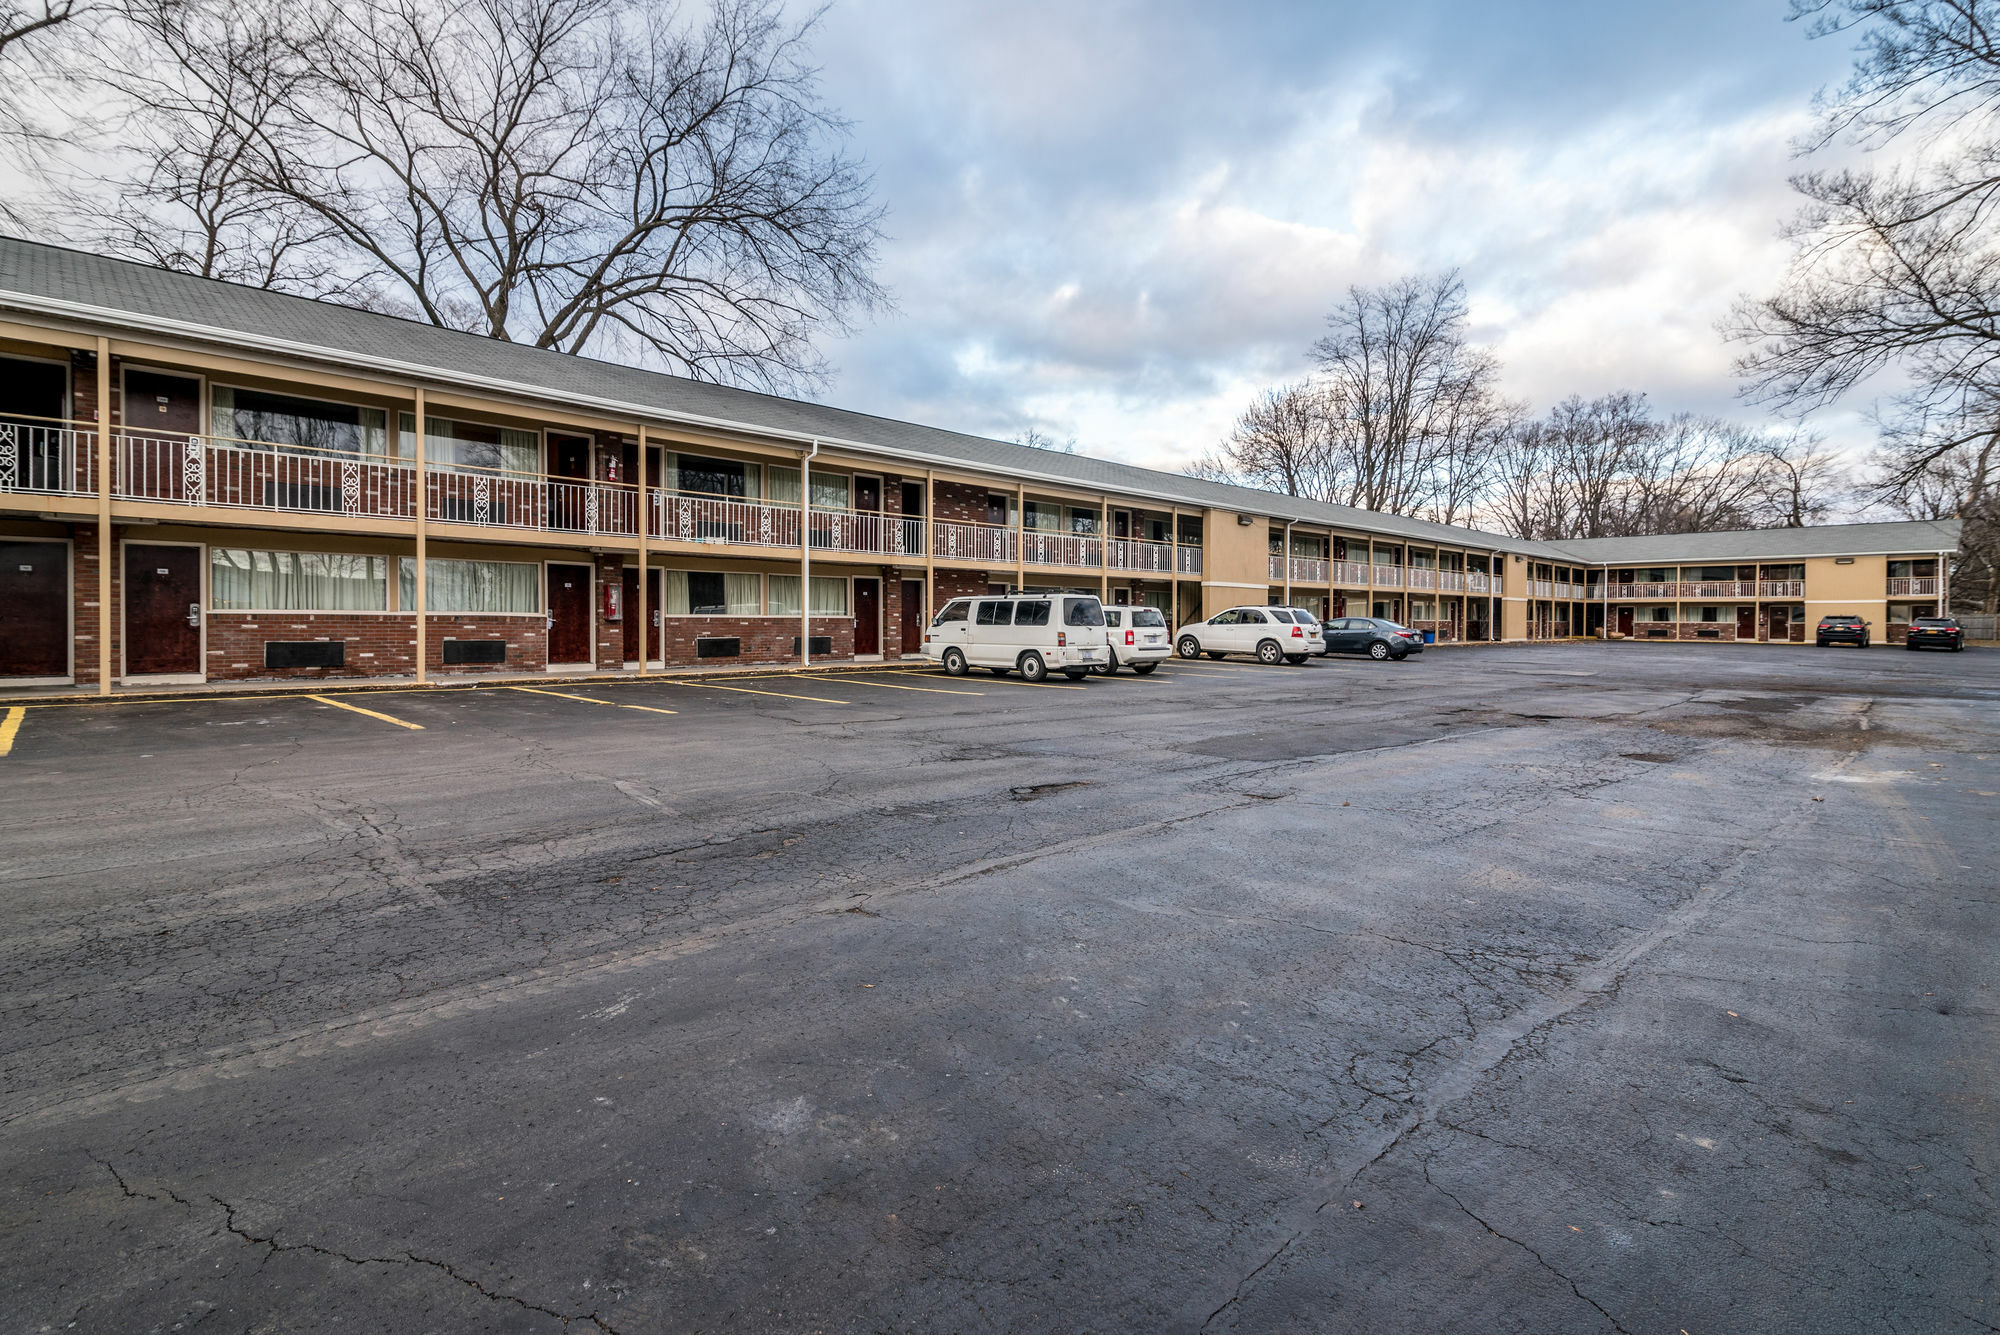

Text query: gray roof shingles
(0, 237), (1963, 566)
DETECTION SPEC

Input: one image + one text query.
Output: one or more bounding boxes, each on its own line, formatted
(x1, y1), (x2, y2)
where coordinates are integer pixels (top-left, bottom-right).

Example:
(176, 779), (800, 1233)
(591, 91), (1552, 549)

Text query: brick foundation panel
(659, 616), (853, 666)
(203, 614), (546, 680)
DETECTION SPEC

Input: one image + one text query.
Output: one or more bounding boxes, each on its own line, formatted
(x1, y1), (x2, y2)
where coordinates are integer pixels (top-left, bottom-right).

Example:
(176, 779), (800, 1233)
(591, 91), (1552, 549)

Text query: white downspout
(801, 438), (819, 667)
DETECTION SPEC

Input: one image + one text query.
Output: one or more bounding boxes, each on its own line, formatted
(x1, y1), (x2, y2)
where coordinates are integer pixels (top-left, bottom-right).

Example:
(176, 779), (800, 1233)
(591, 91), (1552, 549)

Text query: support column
(1282, 520), (1293, 607)
(95, 336), (111, 696)
(636, 424), (649, 675)
(1099, 497), (1109, 604)
(924, 469), (936, 622)
(413, 387), (427, 685)
(1014, 482), (1025, 594)
(1169, 506), (1180, 627)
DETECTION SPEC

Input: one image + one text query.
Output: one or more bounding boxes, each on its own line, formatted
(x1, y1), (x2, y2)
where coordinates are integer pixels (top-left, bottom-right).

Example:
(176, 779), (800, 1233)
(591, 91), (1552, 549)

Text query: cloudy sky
(793, 0), (1871, 471)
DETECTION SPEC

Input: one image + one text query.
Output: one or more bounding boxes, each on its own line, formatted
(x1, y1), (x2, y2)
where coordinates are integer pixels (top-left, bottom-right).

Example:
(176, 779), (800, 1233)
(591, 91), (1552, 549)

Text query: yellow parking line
(0, 706), (24, 756)
(656, 680), (849, 705)
(740, 674), (982, 696)
(308, 695), (425, 730)
(507, 686), (679, 716)
(877, 669), (1087, 691)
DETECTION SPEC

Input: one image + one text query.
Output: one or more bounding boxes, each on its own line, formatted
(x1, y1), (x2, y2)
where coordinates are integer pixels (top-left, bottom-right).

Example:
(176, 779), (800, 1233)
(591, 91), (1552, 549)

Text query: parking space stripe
(308, 695), (425, 730)
(881, 669), (1087, 691)
(741, 674), (982, 696)
(506, 686), (679, 716)
(655, 680), (850, 705)
(0, 706), (23, 756)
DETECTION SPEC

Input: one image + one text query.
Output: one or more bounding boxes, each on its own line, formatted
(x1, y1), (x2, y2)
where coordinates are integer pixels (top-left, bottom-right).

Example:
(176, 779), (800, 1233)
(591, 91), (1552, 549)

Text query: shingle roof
(0, 236), (1964, 567)
(0, 236), (1585, 557)
(1552, 519), (1963, 565)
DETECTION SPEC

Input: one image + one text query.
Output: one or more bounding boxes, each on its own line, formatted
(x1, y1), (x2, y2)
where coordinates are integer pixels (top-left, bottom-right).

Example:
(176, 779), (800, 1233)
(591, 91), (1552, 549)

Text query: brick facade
(204, 613), (546, 681)
(659, 615), (853, 665)
(593, 552), (625, 670)
(932, 480), (997, 525)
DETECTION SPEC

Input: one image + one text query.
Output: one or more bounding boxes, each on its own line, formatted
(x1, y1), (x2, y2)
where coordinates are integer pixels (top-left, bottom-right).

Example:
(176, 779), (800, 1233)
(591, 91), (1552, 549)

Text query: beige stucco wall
(1501, 597), (1528, 640)
(1200, 507), (1271, 616)
(1803, 554), (1887, 628)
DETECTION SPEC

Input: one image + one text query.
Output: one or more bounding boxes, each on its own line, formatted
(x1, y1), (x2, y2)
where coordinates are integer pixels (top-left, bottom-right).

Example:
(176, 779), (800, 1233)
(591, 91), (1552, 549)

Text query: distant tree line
(1188, 271), (1850, 543)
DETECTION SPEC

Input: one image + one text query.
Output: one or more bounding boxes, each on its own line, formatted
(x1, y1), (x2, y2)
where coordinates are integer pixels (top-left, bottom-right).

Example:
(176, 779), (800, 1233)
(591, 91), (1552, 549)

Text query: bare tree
(1748, 428), (1852, 526)
(1309, 270), (1506, 517)
(1196, 382), (1337, 498)
(0, 0), (81, 58)
(1013, 428), (1077, 454)
(1736, 2), (2000, 599)
(36, 0), (887, 392)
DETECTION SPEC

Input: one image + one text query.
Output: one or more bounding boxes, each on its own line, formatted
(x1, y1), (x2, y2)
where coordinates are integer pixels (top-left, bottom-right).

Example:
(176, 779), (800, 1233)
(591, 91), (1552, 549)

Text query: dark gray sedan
(1320, 617), (1424, 660)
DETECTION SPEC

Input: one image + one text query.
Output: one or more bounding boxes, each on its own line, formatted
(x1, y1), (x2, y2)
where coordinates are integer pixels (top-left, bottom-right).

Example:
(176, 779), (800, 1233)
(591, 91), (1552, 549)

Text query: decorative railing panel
(652, 492), (802, 549)
(1330, 559), (1370, 585)
(1886, 576), (1939, 597)
(0, 415), (95, 496)
(1372, 564), (1404, 588)
(932, 520), (1017, 565)
(1109, 539), (1173, 573)
(1759, 580), (1805, 598)
(1289, 557), (1329, 583)
(1022, 530), (1103, 568)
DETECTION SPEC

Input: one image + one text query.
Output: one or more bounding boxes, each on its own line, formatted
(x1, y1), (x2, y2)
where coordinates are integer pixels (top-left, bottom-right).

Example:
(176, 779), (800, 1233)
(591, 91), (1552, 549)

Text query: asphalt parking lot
(3, 642), (1996, 1334)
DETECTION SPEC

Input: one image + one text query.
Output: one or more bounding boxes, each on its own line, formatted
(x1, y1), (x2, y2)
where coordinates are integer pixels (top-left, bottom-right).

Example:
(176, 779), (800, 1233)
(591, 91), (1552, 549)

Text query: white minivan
(1095, 605), (1170, 674)
(924, 593), (1109, 681)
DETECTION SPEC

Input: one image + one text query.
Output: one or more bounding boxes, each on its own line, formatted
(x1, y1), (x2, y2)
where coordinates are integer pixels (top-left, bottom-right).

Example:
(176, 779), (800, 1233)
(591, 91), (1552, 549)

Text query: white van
(1096, 605), (1170, 674)
(924, 593), (1109, 681)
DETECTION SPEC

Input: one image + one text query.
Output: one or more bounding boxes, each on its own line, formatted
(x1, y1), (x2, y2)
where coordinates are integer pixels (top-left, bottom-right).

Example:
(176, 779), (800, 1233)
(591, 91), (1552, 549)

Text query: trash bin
(1423, 630), (1436, 644)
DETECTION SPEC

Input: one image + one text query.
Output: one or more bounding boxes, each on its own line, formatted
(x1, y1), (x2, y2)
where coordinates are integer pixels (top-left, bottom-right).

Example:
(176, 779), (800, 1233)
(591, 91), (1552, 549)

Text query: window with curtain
(213, 386), (387, 456)
(665, 570), (764, 615)
(396, 558), (540, 613)
(1067, 508), (1098, 535)
(768, 466), (801, 505)
(396, 415), (539, 474)
(670, 453), (761, 498)
(810, 473), (850, 510)
(1021, 501), (1059, 532)
(211, 548), (387, 610)
(767, 573), (800, 615)
(809, 576), (848, 615)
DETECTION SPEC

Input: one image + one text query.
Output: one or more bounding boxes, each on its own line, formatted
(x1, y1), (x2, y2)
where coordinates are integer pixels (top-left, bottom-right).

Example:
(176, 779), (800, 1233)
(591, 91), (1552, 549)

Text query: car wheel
(1391, 651), (1409, 661)
(1092, 650), (1118, 676)
(1019, 651), (1048, 682)
(1176, 636), (1201, 659)
(1368, 640), (1390, 660)
(1953, 642), (1964, 652)
(942, 647), (968, 676)
(1817, 638), (1827, 647)
(1285, 654), (1308, 665)
(1207, 652), (1227, 660)
(1861, 637), (1870, 648)
(1256, 639), (1283, 665)
(1132, 662), (1158, 674)
(1063, 669), (1087, 681)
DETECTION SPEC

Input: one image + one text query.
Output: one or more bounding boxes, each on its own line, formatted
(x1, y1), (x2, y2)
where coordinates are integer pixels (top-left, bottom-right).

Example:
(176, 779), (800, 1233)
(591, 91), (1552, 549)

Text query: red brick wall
(71, 522), (117, 686)
(932, 480), (997, 524)
(932, 568), (988, 605)
(660, 615), (853, 666)
(203, 613), (546, 680)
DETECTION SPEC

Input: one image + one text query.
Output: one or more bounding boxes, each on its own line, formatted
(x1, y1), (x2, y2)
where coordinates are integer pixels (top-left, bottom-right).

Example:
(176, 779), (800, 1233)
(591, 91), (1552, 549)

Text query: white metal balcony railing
(1268, 553), (1285, 581)
(1466, 572), (1490, 594)
(931, 519), (1017, 564)
(1887, 576), (1939, 597)
(1020, 530), (1102, 569)
(1436, 570), (1466, 593)
(1330, 559), (1370, 585)
(1373, 563), (1404, 588)
(117, 429), (418, 520)
(1533, 580), (1554, 598)
(1406, 567), (1437, 591)
(1608, 582), (1676, 599)
(1759, 580), (1805, 598)
(1108, 538), (1174, 573)
(1177, 545), (1203, 575)
(1289, 557), (1329, 583)
(654, 491), (802, 549)
(1681, 580), (1756, 599)
(0, 415), (96, 496)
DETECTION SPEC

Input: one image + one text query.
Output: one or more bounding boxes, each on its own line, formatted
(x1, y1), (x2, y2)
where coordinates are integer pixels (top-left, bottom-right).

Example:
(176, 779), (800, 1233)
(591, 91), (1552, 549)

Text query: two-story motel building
(0, 239), (1965, 691)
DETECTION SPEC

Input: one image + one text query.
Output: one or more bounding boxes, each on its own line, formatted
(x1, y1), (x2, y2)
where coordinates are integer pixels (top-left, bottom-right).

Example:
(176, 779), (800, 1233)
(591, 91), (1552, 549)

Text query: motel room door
(854, 578), (881, 656)
(1616, 606), (1634, 637)
(1765, 605), (1789, 642)
(1736, 606), (1757, 640)
(547, 563), (593, 665)
(900, 580), (924, 655)
(124, 544), (203, 676)
(623, 566), (660, 663)
(0, 540), (69, 678)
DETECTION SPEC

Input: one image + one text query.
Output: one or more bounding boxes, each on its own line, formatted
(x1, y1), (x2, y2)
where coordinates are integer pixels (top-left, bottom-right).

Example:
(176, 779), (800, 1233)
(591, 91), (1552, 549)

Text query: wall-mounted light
(1237, 514), (1254, 526)
(1835, 557), (1855, 565)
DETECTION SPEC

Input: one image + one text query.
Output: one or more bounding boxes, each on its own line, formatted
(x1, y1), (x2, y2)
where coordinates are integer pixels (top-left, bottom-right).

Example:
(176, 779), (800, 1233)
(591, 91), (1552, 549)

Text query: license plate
(1144, 635), (1161, 644)
(1080, 650), (1098, 659)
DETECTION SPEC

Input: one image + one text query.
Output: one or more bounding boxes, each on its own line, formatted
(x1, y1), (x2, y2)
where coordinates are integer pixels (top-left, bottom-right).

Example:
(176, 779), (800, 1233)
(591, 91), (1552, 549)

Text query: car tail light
(1292, 626), (1303, 638)
(1125, 630), (1135, 645)
(1057, 631), (1067, 647)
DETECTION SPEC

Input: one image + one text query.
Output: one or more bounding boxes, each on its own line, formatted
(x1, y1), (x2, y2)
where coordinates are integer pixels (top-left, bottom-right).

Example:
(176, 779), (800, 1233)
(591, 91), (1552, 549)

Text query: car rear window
(1064, 598), (1104, 626)
(1823, 616), (1861, 623)
(1289, 609), (1319, 624)
(933, 600), (969, 625)
(1132, 608), (1166, 628)
(1268, 609), (1295, 623)
(1015, 600), (1052, 627)
(976, 601), (1012, 626)
(1914, 618), (1955, 626)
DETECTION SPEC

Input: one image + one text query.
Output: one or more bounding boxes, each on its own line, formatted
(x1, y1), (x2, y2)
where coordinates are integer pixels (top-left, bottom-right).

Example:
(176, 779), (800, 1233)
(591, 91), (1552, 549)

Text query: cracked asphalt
(1, 643), (1995, 1334)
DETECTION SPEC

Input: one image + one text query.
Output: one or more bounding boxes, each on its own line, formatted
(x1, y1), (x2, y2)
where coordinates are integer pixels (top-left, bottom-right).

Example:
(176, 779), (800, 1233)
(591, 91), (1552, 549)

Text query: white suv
(1095, 605), (1171, 674)
(924, 593), (1109, 681)
(1174, 606), (1323, 664)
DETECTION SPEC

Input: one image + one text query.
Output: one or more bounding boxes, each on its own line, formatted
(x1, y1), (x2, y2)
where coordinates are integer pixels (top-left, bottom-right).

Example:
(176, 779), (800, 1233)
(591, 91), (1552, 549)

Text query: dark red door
(854, 578), (880, 656)
(1736, 606), (1757, 639)
(122, 371), (204, 503)
(0, 541), (68, 677)
(855, 477), (881, 512)
(547, 564), (592, 664)
(623, 567), (662, 662)
(124, 544), (202, 675)
(1766, 606), (1788, 642)
(1617, 606), (1634, 636)
(900, 580), (923, 655)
